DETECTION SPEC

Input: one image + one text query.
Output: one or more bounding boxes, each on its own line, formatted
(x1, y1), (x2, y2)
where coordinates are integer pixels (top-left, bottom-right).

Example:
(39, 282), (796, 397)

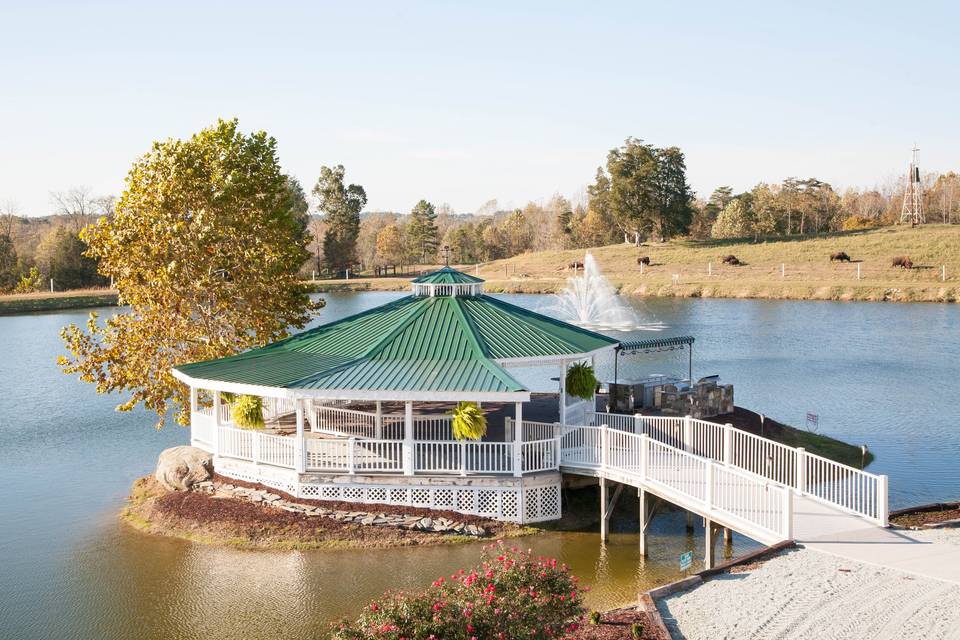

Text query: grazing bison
(637, 256), (651, 266)
(722, 254), (742, 266)
(891, 256), (913, 269)
(830, 251), (851, 262)
(567, 260), (584, 270)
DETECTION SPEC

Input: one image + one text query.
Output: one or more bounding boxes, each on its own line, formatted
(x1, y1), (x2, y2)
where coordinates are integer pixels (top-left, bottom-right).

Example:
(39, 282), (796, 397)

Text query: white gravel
(659, 530), (960, 640)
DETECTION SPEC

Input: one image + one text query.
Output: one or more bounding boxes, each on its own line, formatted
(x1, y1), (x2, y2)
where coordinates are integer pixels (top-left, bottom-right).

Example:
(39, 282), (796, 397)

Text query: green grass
(0, 289), (118, 314)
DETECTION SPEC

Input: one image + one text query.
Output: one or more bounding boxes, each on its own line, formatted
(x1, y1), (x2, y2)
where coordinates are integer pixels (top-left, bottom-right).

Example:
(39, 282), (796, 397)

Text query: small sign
(679, 551), (693, 572)
(806, 412), (819, 432)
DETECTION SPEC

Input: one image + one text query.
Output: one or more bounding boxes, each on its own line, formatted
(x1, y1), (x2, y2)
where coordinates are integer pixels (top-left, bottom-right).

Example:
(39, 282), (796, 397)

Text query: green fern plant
(565, 362), (597, 400)
(449, 401), (487, 441)
(231, 394), (265, 430)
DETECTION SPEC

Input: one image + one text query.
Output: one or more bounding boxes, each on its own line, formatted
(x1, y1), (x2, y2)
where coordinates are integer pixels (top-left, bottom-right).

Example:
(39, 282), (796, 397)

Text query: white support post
(189, 386), (198, 445)
(634, 413), (644, 436)
(212, 390), (221, 456)
(403, 401), (414, 476)
(554, 427), (562, 469)
(559, 361), (568, 425)
(683, 415), (693, 453)
(295, 398), (306, 473)
(252, 429), (260, 465)
(878, 474), (889, 527)
(782, 485), (794, 540)
(347, 437), (356, 474)
(375, 400), (383, 440)
(459, 440), (467, 477)
(189, 386), (198, 413)
(638, 488), (648, 557)
(795, 447), (806, 494)
(723, 423), (733, 465)
(705, 519), (716, 570)
(599, 476), (609, 541)
(513, 401), (523, 477)
(705, 460), (714, 510)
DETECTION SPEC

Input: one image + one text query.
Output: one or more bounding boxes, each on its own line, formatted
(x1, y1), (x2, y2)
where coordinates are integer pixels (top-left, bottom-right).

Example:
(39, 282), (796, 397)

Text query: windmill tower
(900, 146), (925, 224)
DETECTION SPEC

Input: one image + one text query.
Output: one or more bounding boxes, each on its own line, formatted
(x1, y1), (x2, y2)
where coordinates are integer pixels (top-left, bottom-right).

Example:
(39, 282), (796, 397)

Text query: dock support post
(705, 518), (716, 570)
(638, 488), (647, 556)
(600, 477), (608, 541)
(686, 511), (695, 531)
(723, 527), (732, 544)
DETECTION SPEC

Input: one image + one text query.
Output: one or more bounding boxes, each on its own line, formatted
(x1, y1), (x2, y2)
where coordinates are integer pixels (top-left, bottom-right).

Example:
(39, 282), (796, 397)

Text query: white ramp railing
(562, 424), (792, 544)
(586, 411), (888, 526)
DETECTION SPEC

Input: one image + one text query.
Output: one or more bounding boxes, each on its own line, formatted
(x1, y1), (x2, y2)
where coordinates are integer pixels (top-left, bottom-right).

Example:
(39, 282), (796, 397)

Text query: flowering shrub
(329, 542), (585, 639)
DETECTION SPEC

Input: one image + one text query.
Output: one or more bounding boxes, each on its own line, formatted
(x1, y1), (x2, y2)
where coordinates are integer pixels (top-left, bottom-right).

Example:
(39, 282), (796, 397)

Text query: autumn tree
(375, 224), (405, 266)
(0, 233), (17, 292)
(711, 198), (752, 239)
(406, 199), (438, 263)
(35, 227), (103, 289)
(314, 165), (366, 276)
(59, 119), (314, 428)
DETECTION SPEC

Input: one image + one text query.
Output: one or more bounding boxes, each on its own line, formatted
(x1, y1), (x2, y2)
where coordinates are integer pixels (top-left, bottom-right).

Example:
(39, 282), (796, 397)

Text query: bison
(567, 260), (584, 270)
(830, 251), (851, 262)
(637, 256), (651, 266)
(891, 256), (913, 269)
(722, 254), (742, 266)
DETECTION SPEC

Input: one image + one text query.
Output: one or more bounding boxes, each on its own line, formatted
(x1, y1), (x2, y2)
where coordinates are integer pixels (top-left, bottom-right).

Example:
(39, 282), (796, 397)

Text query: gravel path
(658, 531), (960, 640)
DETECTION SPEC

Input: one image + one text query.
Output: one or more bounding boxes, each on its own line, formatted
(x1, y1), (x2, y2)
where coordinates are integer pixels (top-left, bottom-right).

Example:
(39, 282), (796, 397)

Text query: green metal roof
(174, 291), (618, 395)
(411, 266), (484, 284)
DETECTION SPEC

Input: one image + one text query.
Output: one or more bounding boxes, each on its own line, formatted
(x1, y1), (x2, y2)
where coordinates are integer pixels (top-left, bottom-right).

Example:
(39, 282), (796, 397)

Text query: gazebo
(172, 267), (618, 523)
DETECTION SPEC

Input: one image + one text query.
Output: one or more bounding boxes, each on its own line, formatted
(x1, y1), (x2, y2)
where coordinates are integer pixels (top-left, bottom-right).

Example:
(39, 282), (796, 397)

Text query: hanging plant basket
(448, 401), (487, 441)
(565, 362), (597, 401)
(231, 394), (265, 430)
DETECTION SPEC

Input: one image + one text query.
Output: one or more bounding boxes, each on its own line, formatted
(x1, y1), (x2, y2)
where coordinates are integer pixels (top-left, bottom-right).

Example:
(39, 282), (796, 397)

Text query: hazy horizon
(2, 1), (957, 216)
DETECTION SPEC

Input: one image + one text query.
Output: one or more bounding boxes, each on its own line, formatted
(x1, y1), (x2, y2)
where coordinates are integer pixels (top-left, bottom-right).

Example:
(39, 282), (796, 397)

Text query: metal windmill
(900, 146), (925, 224)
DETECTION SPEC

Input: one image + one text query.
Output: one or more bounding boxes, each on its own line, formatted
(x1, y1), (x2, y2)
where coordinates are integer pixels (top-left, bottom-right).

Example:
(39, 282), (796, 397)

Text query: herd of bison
(566, 253), (917, 271)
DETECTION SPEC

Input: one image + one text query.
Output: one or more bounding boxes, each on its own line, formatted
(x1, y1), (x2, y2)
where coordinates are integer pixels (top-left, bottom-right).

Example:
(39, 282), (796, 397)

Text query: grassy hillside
(318, 225), (960, 303)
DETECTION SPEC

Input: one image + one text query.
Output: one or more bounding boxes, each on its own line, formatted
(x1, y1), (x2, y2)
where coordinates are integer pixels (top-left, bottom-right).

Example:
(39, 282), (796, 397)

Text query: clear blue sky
(1, 1), (957, 216)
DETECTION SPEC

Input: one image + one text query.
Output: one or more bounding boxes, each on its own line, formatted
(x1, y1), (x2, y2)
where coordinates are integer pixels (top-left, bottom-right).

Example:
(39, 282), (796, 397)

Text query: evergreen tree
(314, 165), (366, 276)
(406, 199), (438, 263)
(0, 233), (17, 292)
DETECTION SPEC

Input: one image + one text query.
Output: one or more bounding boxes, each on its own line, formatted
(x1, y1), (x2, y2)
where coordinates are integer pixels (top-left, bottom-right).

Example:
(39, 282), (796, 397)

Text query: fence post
(683, 415), (693, 453)
(295, 399), (306, 473)
(600, 424), (609, 470)
(634, 413), (644, 436)
(639, 434), (649, 481)
(795, 447), (806, 494)
(554, 433), (562, 469)
(459, 440), (467, 476)
(212, 391), (222, 457)
(878, 474), (889, 526)
(705, 460), (714, 510)
(347, 437), (356, 474)
(782, 485), (794, 540)
(723, 423), (733, 465)
(252, 431), (260, 465)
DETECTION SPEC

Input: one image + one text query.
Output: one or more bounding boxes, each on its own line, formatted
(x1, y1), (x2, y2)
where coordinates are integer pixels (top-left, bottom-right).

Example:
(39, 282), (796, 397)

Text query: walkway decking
(794, 498), (960, 585)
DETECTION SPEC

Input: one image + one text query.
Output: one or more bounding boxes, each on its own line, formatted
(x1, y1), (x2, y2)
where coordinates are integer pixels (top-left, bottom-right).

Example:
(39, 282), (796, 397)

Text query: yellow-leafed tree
(59, 119), (317, 428)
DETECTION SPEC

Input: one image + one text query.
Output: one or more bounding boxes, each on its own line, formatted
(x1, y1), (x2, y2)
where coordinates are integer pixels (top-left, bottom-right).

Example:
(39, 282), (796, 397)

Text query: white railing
(218, 401), (233, 425)
(384, 414), (455, 441)
(587, 410), (887, 526)
(561, 425), (792, 543)
(414, 441), (515, 475)
(263, 397), (296, 421)
(506, 417), (562, 442)
(258, 432), (296, 468)
(314, 406), (378, 438)
(218, 426), (254, 461)
(522, 438), (561, 473)
(190, 412), (216, 448)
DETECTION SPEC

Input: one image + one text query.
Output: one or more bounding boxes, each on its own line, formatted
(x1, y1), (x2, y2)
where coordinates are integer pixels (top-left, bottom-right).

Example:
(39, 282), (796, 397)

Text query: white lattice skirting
(215, 464), (562, 524)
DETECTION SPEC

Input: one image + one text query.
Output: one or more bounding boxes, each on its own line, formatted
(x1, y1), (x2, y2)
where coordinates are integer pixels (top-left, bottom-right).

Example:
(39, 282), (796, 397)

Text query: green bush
(449, 401), (487, 441)
(632, 621), (644, 638)
(231, 394), (264, 430)
(329, 543), (585, 639)
(589, 610), (603, 625)
(565, 362), (597, 401)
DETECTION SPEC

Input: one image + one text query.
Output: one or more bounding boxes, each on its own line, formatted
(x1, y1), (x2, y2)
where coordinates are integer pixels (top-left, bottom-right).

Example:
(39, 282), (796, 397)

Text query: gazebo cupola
(410, 266), (484, 297)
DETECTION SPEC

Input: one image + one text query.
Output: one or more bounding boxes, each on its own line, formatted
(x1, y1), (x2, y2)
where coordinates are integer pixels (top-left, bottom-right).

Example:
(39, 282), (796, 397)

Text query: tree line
(4, 134), (959, 293)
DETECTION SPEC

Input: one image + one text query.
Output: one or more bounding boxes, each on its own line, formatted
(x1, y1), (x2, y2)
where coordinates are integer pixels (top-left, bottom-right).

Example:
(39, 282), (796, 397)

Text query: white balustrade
(521, 439), (559, 473)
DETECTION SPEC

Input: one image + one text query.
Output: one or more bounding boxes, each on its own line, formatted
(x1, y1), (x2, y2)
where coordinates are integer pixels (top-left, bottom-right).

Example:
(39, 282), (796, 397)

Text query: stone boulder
(155, 446), (213, 491)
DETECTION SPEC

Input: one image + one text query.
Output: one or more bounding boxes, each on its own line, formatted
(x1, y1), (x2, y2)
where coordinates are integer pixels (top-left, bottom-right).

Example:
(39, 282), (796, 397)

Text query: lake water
(0, 293), (957, 639)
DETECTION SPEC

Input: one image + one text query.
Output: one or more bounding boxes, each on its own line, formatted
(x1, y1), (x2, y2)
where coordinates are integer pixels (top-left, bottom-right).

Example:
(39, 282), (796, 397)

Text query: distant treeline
(4, 139), (959, 292)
